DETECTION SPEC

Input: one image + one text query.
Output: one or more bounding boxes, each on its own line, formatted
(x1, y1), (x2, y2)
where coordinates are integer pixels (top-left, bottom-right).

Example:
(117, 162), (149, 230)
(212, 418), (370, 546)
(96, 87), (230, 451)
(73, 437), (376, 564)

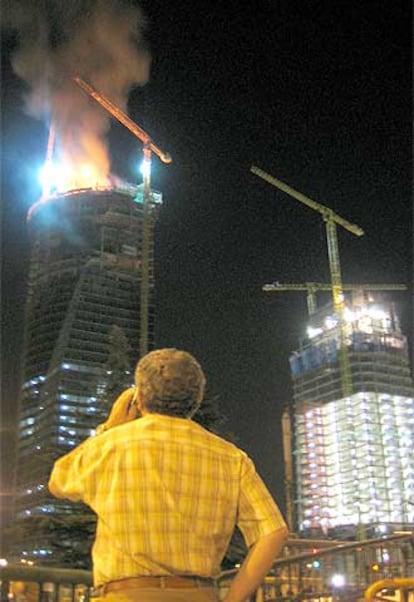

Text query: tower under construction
(289, 293), (414, 538)
(13, 184), (161, 563)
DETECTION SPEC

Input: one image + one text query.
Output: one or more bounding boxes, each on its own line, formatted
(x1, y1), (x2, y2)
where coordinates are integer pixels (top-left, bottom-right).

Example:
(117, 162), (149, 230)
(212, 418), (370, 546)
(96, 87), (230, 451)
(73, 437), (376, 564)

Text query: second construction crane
(74, 76), (171, 357)
(263, 282), (408, 316)
(251, 165), (364, 398)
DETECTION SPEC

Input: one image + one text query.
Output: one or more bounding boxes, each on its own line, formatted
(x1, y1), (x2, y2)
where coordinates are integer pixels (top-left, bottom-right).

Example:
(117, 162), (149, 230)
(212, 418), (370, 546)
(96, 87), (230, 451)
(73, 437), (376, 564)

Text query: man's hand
(222, 527), (288, 602)
(100, 387), (140, 431)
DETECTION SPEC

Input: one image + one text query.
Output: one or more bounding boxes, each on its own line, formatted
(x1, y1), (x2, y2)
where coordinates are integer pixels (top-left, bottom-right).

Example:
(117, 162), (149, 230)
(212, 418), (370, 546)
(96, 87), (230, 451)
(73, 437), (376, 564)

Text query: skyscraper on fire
(13, 184), (161, 563)
(289, 293), (414, 538)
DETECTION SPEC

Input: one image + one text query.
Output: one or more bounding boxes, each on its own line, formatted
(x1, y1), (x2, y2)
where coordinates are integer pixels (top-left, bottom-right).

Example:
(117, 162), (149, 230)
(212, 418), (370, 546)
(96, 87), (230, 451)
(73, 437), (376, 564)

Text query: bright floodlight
(331, 574), (345, 588)
(140, 158), (151, 179)
(39, 164), (56, 195)
(325, 316), (337, 329)
(366, 306), (387, 321)
(39, 163), (70, 194)
(307, 326), (323, 339)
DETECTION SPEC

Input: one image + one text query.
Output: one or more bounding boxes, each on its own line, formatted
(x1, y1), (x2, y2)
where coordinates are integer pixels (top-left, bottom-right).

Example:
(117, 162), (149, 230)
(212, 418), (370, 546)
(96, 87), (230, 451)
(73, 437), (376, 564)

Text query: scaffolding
(289, 297), (414, 536)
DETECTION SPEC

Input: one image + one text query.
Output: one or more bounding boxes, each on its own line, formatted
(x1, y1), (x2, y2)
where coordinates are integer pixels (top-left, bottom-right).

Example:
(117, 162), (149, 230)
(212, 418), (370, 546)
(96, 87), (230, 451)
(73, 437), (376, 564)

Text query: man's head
(134, 348), (206, 418)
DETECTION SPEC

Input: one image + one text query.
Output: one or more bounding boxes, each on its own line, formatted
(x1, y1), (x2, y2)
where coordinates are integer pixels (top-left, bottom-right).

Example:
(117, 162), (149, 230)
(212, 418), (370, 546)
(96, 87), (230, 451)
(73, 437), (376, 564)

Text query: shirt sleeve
(237, 454), (287, 548)
(48, 438), (92, 502)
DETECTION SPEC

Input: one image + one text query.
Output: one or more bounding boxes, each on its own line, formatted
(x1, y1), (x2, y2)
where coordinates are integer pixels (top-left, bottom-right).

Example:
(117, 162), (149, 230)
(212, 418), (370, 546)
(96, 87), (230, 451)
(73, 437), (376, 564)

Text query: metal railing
(0, 565), (92, 601)
(1, 532), (413, 602)
(220, 533), (414, 601)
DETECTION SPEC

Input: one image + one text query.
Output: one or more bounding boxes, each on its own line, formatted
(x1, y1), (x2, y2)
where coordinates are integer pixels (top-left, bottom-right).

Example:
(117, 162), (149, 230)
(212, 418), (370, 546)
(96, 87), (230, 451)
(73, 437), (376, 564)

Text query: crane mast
(281, 408), (295, 532)
(251, 165), (364, 398)
(74, 76), (172, 357)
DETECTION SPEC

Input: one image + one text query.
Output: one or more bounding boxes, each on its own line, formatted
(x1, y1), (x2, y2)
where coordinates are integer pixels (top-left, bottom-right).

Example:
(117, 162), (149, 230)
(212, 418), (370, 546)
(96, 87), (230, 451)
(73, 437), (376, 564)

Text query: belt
(101, 576), (216, 594)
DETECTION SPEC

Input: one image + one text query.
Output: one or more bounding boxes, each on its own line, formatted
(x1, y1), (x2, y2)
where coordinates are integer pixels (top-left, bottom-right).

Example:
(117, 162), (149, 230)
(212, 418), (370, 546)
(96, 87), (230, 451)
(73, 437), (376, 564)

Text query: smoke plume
(5, 0), (150, 187)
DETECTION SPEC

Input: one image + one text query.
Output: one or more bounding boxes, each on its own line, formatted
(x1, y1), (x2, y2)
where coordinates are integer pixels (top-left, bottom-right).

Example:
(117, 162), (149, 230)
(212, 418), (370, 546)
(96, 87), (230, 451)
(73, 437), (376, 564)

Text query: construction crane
(281, 407), (295, 532)
(263, 282), (408, 316)
(251, 165), (364, 398)
(74, 76), (172, 357)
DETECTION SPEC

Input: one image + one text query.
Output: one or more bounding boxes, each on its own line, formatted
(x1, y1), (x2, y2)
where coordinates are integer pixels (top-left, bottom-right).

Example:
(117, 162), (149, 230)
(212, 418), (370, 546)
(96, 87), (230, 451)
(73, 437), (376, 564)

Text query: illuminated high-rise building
(13, 184), (161, 563)
(289, 294), (414, 537)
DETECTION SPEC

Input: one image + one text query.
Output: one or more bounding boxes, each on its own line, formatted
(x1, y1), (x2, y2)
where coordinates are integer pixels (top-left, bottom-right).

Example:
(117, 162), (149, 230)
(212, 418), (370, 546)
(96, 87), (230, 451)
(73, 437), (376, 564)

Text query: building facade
(289, 294), (414, 538)
(13, 185), (161, 563)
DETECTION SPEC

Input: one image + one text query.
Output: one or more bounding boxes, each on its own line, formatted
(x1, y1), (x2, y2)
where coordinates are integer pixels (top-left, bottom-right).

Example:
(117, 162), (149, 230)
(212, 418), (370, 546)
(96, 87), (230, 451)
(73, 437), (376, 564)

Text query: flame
(9, 0), (151, 197)
(40, 160), (110, 196)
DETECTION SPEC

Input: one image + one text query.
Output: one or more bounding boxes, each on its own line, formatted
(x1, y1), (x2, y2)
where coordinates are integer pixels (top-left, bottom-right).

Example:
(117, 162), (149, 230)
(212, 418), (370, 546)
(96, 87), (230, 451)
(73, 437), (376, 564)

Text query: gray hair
(134, 348), (206, 417)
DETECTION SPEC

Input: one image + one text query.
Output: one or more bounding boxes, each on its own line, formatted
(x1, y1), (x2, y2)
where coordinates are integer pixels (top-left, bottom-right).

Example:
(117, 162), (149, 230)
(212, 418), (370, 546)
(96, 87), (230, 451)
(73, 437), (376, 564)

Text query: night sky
(1, 0), (412, 519)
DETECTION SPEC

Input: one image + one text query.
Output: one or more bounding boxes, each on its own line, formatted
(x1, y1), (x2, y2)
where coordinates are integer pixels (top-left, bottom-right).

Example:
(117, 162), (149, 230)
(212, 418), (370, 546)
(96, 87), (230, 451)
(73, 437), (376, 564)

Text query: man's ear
(196, 387), (205, 404)
(135, 387), (145, 415)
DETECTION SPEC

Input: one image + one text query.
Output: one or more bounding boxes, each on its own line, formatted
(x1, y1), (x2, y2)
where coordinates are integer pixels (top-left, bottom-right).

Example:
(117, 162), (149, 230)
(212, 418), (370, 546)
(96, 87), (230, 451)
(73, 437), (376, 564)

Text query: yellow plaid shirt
(49, 414), (286, 586)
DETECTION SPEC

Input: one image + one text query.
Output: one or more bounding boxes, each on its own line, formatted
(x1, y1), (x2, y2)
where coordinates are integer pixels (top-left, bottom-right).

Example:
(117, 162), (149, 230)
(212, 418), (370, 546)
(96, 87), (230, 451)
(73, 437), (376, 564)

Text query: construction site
(288, 294), (414, 535)
(7, 84), (413, 600)
(253, 167), (414, 542)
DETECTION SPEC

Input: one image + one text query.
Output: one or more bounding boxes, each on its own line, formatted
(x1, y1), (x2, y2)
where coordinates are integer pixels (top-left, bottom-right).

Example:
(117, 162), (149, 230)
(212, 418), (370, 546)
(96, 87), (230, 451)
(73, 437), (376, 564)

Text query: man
(49, 348), (288, 601)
